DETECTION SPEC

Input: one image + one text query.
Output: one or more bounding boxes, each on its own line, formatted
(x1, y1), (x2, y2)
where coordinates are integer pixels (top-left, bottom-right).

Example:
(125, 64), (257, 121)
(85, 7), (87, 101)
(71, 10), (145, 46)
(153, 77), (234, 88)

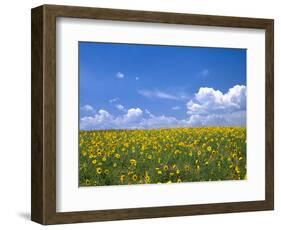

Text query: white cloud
(126, 108), (143, 118)
(116, 108), (143, 127)
(136, 77), (139, 80)
(81, 104), (95, 113)
(115, 104), (126, 112)
(172, 106), (180, 110)
(139, 114), (186, 129)
(109, 97), (119, 103)
(80, 85), (246, 130)
(80, 109), (114, 130)
(186, 85), (246, 126)
(187, 85), (246, 115)
(138, 88), (189, 101)
(138, 89), (181, 100)
(144, 109), (152, 116)
(116, 72), (124, 79)
(80, 107), (186, 130)
(186, 111), (246, 127)
(81, 108), (143, 130)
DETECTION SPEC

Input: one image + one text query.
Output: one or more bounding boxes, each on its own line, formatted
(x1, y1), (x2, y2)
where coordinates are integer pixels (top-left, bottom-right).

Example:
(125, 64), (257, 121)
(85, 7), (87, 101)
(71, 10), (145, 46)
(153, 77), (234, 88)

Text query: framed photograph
(31, 4), (274, 225)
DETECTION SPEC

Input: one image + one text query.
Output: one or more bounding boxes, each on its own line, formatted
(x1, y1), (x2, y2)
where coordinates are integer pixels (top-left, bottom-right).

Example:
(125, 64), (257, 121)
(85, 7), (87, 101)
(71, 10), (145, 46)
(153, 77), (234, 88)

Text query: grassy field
(79, 127), (246, 186)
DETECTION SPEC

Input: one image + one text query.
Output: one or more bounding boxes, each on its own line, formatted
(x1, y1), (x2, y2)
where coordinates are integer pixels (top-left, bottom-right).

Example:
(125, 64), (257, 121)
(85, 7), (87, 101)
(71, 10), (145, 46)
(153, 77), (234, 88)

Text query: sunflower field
(79, 127), (246, 186)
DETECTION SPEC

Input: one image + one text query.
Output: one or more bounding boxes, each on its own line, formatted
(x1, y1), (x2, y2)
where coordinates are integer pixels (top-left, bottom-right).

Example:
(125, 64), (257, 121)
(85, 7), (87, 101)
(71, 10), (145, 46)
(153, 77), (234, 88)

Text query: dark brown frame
(31, 4), (274, 225)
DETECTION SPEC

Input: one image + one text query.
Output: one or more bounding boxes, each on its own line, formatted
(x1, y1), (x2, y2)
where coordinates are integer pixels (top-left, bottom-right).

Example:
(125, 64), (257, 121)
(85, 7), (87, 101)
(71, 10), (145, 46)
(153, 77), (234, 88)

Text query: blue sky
(79, 42), (246, 130)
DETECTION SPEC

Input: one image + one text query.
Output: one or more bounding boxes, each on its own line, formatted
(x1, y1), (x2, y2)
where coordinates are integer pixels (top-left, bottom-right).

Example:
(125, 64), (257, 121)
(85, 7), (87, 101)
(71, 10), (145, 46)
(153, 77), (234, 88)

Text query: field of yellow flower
(79, 127), (246, 186)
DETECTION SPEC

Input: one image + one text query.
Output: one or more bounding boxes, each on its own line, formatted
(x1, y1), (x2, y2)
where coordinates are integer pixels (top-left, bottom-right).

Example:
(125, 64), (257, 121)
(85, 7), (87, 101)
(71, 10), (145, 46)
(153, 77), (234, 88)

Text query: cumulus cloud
(186, 111), (246, 127)
(81, 108), (141, 130)
(80, 109), (114, 130)
(115, 104), (126, 112)
(80, 107), (186, 130)
(81, 104), (95, 113)
(139, 114), (186, 129)
(116, 72), (124, 79)
(187, 85), (246, 115)
(186, 85), (246, 126)
(126, 108), (143, 119)
(109, 97), (119, 103)
(115, 108), (144, 128)
(80, 85), (246, 130)
(144, 109), (152, 115)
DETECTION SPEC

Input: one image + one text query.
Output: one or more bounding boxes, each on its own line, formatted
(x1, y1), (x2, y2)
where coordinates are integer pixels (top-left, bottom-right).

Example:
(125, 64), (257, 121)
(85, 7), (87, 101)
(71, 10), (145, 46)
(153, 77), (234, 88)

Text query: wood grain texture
(31, 6), (44, 224)
(265, 20), (274, 210)
(31, 4), (274, 225)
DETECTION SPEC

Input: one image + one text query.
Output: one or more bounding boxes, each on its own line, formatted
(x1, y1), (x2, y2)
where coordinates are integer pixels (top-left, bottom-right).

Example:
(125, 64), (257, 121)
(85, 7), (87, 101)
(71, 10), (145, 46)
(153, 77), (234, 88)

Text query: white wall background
(0, 0), (279, 229)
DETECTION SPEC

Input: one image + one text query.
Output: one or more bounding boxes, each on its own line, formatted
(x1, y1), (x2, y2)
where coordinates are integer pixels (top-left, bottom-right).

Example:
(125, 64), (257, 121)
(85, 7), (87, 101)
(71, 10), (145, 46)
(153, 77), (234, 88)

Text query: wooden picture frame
(31, 4), (274, 225)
